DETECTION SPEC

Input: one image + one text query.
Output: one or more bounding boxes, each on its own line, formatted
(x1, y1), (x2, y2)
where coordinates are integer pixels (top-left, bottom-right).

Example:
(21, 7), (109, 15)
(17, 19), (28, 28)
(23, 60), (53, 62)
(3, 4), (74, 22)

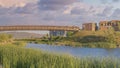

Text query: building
(82, 23), (97, 31)
(99, 20), (120, 31)
(99, 21), (110, 30)
(111, 20), (120, 31)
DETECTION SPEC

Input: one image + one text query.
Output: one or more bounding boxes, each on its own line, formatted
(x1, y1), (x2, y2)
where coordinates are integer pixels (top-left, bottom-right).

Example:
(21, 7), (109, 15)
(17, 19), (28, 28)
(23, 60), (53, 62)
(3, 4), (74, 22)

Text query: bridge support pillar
(49, 30), (67, 37)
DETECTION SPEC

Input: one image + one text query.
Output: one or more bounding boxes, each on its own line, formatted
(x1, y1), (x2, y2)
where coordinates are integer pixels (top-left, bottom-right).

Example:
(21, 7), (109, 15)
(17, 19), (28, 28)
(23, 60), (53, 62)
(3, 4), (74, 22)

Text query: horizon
(0, 0), (120, 26)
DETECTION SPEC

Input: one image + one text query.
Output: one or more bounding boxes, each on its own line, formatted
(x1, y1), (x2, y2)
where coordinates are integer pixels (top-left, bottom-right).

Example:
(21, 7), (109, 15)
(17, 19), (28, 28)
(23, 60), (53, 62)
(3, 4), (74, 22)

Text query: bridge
(0, 25), (80, 37)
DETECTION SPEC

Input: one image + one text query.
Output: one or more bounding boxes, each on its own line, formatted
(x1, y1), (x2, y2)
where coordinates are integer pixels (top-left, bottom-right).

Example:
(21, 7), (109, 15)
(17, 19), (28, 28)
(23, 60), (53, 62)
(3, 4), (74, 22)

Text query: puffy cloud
(64, 2), (111, 17)
(100, 0), (120, 4)
(111, 8), (120, 17)
(112, 0), (119, 2)
(14, 3), (38, 14)
(38, 0), (77, 10)
(0, 7), (9, 14)
(0, 3), (39, 16)
(0, 0), (119, 26)
(101, 0), (108, 4)
(60, 2), (114, 24)
(0, 0), (37, 8)
(67, 3), (90, 15)
(96, 6), (113, 17)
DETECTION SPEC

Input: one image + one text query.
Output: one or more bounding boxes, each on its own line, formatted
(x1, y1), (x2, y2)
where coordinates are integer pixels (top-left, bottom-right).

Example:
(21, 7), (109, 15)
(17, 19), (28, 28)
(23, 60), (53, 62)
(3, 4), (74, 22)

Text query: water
(26, 43), (120, 58)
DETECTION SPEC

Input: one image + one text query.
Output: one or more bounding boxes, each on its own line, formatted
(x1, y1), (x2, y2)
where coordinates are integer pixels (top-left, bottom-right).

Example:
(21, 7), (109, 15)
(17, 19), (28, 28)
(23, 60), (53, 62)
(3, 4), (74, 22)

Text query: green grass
(0, 45), (120, 68)
(15, 30), (120, 48)
(35, 30), (120, 48)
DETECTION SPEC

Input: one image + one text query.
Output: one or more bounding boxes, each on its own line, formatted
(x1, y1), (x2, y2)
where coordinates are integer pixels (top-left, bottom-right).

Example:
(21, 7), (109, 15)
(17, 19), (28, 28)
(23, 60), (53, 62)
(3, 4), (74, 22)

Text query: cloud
(100, 0), (116, 4)
(61, 2), (115, 24)
(0, 7), (9, 14)
(112, 0), (119, 2)
(63, 2), (92, 15)
(65, 2), (109, 17)
(101, 0), (108, 4)
(14, 3), (38, 14)
(38, 0), (77, 10)
(0, 7), (16, 15)
(96, 6), (113, 17)
(100, 0), (120, 4)
(0, 0), (119, 26)
(0, 0), (37, 8)
(0, 3), (39, 16)
(111, 8), (120, 18)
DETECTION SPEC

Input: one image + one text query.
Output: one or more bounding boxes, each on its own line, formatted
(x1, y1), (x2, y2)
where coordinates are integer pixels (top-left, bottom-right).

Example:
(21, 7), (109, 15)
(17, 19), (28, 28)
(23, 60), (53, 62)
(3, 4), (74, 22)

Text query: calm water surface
(26, 43), (120, 58)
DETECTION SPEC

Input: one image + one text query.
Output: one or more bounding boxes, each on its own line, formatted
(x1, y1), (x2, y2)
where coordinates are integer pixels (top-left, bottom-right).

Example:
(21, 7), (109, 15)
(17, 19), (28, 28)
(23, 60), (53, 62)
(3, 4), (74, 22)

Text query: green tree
(104, 28), (116, 43)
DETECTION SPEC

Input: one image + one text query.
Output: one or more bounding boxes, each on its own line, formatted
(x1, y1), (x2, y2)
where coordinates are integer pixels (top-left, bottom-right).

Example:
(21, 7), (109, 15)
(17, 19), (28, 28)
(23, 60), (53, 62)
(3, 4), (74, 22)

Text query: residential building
(99, 20), (120, 31)
(82, 23), (97, 31)
(111, 20), (120, 31)
(99, 21), (110, 30)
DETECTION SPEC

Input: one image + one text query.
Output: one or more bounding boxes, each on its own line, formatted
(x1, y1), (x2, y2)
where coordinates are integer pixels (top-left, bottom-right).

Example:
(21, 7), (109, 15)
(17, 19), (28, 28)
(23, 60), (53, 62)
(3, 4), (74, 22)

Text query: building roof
(82, 23), (96, 25)
(99, 21), (109, 24)
(111, 20), (120, 23)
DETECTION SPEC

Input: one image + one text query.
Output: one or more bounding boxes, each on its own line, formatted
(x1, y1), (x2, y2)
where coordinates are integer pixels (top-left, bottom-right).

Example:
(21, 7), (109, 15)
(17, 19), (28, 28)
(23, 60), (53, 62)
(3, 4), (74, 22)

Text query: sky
(0, 0), (120, 27)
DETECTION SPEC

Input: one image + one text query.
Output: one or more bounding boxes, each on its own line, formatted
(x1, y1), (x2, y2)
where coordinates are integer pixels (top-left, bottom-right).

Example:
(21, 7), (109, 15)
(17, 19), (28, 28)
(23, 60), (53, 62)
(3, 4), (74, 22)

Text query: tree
(104, 28), (116, 43)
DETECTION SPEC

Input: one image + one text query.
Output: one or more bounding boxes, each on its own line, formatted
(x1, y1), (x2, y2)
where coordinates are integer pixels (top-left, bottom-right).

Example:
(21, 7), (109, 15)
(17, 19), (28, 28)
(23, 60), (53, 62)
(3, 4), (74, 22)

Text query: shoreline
(27, 40), (118, 48)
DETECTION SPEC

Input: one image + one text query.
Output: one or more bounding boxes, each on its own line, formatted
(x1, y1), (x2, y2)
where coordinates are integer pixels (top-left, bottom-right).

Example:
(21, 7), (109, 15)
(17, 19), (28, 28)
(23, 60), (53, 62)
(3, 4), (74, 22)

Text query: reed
(0, 45), (120, 68)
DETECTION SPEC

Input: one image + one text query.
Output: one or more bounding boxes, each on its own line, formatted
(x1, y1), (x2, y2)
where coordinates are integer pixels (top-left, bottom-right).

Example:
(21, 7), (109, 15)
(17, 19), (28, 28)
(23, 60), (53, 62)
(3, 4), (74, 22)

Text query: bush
(0, 33), (13, 43)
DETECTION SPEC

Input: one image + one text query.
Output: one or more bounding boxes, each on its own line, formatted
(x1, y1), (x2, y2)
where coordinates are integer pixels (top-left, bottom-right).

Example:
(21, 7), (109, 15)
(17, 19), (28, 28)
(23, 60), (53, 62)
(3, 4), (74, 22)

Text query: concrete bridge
(0, 25), (80, 37)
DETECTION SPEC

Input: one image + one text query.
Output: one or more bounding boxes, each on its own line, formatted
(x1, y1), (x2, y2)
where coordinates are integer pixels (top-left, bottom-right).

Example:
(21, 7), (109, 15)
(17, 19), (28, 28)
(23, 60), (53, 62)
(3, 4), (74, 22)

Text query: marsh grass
(0, 45), (120, 68)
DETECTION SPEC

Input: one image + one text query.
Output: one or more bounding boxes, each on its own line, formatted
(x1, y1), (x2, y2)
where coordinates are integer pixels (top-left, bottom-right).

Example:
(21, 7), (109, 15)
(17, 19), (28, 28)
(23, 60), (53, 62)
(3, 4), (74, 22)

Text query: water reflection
(26, 43), (120, 58)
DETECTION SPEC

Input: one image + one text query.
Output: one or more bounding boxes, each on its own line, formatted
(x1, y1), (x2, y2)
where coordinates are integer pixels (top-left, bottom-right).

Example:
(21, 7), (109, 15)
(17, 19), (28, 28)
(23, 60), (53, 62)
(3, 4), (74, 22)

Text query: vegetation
(23, 30), (120, 48)
(0, 46), (120, 68)
(0, 33), (26, 47)
(12, 29), (120, 48)
(0, 33), (13, 44)
(0, 32), (120, 68)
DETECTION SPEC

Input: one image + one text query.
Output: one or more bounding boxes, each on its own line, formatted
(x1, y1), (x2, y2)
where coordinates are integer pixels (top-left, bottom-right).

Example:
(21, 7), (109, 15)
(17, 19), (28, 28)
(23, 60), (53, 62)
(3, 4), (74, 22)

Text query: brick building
(99, 20), (120, 31)
(82, 23), (97, 31)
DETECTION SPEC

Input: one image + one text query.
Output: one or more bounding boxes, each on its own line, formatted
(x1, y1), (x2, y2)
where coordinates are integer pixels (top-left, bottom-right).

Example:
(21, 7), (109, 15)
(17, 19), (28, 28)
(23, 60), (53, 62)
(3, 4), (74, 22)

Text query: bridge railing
(0, 25), (80, 31)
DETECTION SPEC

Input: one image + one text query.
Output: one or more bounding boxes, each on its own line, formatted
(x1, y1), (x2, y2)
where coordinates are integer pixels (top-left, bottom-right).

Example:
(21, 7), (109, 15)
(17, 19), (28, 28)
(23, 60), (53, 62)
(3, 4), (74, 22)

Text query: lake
(26, 43), (120, 58)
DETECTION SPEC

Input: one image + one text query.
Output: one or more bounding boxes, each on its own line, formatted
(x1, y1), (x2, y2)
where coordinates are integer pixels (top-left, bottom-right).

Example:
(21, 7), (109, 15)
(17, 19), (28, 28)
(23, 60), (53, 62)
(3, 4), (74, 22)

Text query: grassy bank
(15, 30), (120, 48)
(15, 38), (118, 48)
(0, 33), (27, 47)
(34, 30), (120, 48)
(0, 46), (120, 68)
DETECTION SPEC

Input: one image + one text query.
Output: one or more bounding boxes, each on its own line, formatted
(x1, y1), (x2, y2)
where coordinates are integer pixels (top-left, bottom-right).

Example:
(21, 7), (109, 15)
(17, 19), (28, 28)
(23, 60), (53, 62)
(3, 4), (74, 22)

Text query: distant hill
(0, 32), (46, 39)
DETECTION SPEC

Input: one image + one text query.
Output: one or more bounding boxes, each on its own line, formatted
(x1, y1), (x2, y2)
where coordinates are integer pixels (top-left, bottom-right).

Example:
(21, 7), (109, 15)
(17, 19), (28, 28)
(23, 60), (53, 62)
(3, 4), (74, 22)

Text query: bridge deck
(0, 25), (80, 31)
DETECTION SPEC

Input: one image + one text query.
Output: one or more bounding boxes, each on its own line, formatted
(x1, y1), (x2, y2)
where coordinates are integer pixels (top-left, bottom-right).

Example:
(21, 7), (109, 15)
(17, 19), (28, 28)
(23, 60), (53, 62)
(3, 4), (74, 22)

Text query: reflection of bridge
(0, 25), (80, 37)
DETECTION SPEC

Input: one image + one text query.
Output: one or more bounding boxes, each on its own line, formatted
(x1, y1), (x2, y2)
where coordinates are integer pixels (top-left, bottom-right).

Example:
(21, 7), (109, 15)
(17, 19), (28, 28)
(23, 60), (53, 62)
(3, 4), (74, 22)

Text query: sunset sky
(0, 0), (120, 26)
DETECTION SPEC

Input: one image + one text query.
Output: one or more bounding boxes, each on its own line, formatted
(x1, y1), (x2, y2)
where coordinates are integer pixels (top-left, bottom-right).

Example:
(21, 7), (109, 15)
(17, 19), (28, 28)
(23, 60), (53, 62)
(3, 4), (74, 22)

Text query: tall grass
(0, 45), (120, 68)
